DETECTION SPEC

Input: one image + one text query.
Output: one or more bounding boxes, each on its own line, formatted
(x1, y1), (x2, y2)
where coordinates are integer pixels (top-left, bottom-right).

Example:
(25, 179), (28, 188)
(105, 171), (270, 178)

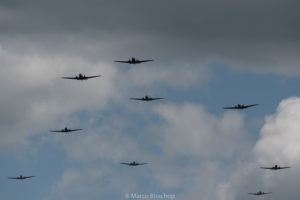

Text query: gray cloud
(0, 0), (299, 74)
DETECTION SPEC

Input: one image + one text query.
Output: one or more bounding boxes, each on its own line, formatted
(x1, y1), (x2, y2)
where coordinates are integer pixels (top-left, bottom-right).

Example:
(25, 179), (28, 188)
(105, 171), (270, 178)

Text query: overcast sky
(1, 1), (300, 200)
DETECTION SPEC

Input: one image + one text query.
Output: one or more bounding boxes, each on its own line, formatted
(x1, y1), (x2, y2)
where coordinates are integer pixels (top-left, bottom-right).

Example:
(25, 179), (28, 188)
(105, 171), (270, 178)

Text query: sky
(0, 0), (300, 200)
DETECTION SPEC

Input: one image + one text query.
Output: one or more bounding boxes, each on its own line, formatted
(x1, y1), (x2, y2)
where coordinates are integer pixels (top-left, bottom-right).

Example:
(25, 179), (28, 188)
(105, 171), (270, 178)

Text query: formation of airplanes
(120, 161), (148, 166)
(115, 57), (154, 64)
(62, 73), (101, 80)
(50, 127), (82, 133)
(223, 104), (259, 109)
(8, 175), (35, 180)
(130, 95), (164, 101)
(260, 165), (291, 170)
(244, 164), (292, 195)
(8, 57), (293, 199)
(248, 191), (271, 195)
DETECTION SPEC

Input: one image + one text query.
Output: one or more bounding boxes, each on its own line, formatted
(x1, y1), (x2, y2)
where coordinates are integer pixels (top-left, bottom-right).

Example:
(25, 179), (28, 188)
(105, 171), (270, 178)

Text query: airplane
(260, 165), (291, 170)
(130, 95), (164, 101)
(114, 57), (154, 64)
(248, 191), (271, 195)
(120, 161), (148, 166)
(62, 73), (101, 80)
(223, 104), (259, 109)
(8, 175), (35, 180)
(50, 127), (82, 133)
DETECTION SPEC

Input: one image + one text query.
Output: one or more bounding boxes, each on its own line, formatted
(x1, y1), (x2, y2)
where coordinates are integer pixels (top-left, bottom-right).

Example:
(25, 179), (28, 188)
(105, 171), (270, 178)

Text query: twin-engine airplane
(120, 161), (148, 166)
(248, 191), (271, 195)
(260, 165), (291, 170)
(62, 73), (101, 80)
(223, 104), (259, 109)
(50, 127), (82, 133)
(115, 57), (154, 64)
(130, 95), (164, 101)
(8, 175), (35, 180)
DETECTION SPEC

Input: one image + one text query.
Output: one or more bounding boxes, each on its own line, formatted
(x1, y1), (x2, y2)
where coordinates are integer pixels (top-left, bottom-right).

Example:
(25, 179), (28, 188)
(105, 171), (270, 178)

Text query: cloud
(43, 97), (300, 200)
(124, 62), (211, 90)
(211, 96), (300, 200)
(0, 42), (209, 154)
(154, 103), (253, 159)
(254, 96), (300, 165)
(47, 167), (123, 200)
(44, 102), (256, 200)
(0, 0), (299, 75)
(54, 169), (81, 193)
(149, 98), (300, 200)
(1, 1), (300, 199)
(0, 46), (117, 153)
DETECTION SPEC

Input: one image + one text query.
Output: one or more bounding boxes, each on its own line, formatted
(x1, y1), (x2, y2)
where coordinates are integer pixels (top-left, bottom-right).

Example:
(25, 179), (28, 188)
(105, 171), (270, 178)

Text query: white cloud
(210, 96), (300, 200)
(43, 97), (300, 200)
(40, 102), (256, 200)
(55, 170), (81, 193)
(126, 62), (211, 90)
(254, 96), (300, 165)
(0, 45), (119, 153)
(154, 103), (253, 159)
(0, 43), (212, 154)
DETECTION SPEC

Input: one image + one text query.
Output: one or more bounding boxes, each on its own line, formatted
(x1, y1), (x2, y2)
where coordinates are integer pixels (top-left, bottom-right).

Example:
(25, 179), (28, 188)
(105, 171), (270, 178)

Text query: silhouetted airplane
(62, 73), (101, 80)
(248, 191), (271, 195)
(120, 161), (148, 166)
(50, 127), (82, 133)
(223, 104), (259, 109)
(130, 95), (164, 101)
(260, 165), (291, 170)
(8, 175), (35, 180)
(114, 57), (154, 64)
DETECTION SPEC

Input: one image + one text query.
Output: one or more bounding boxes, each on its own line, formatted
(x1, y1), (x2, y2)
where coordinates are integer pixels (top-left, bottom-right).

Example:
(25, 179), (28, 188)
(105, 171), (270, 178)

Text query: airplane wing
(223, 106), (236, 109)
(138, 163), (148, 165)
(8, 177), (19, 179)
(120, 163), (131, 165)
(139, 59), (154, 63)
(245, 104), (259, 108)
(280, 166), (291, 169)
(85, 75), (101, 79)
(260, 167), (273, 169)
(247, 193), (258, 195)
(150, 98), (164, 101)
(61, 77), (78, 80)
(8, 176), (35, 179)
(114, 61), (130, 63)
(69, 129), (82, 132)
(130, 98), (144, 101)
(23, 176), (35, 179)
(50, 130), (64, 132)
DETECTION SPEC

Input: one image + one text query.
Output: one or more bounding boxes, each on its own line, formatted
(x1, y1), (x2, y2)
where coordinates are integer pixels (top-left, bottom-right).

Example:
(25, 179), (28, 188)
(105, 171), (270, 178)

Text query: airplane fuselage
(235, 104), (247, 109)
(62, 128), (71, 132)
(75, 74), (87, 80)
(128, 59), (141, 64)
(143, 96), (151, 101)
(271, 165), (284, 170)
